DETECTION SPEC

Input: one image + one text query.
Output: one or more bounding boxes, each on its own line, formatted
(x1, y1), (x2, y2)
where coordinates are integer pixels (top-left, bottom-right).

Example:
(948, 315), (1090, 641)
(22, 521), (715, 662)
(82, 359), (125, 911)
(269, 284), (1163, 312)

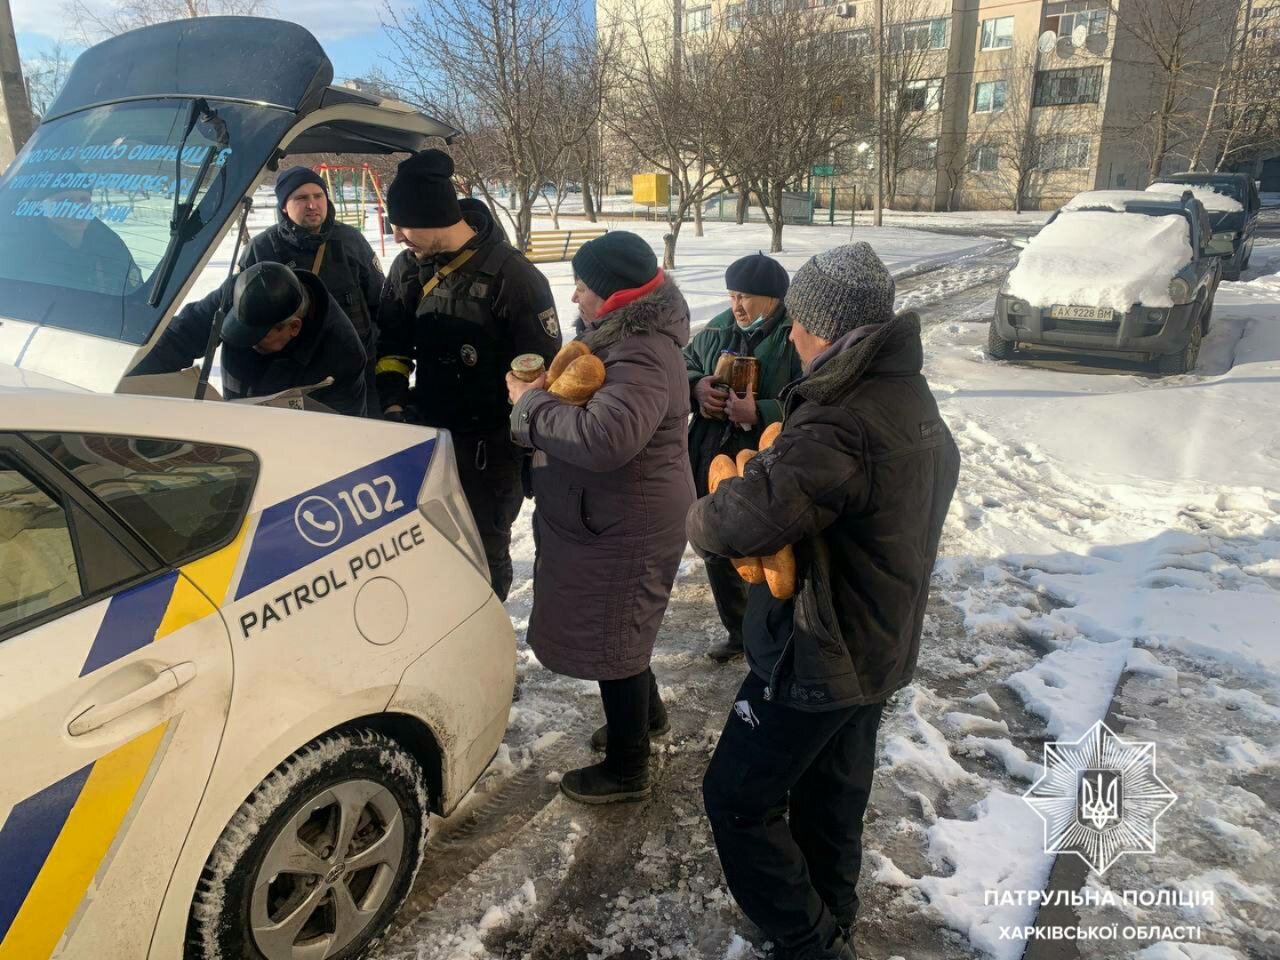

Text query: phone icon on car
(303, 510), (337, 533)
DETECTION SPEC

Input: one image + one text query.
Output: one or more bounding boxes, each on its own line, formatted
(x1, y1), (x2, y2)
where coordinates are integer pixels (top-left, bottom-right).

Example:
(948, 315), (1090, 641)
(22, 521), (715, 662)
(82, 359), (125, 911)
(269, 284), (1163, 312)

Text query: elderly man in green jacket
(684, 253), (801, 663)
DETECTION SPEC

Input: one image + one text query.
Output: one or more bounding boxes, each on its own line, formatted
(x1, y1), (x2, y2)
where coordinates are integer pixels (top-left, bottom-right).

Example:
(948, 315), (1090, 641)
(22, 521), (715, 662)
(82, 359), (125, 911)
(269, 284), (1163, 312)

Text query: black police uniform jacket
(375, 199), (560, 432)
(128, 271), (368, 417)
(686, 312), (960, 710)
(240, 206), (383, 358)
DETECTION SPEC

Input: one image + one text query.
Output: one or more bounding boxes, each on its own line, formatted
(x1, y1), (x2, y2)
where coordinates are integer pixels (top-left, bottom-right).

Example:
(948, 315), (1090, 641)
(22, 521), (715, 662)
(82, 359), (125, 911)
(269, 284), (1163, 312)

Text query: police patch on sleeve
(539, 307), (560, 339)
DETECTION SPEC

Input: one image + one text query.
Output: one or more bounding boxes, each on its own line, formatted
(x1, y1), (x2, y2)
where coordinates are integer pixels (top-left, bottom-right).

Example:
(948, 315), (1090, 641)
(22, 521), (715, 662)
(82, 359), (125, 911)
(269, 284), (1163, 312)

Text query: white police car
(0, 371), (514, 959)
(0, 16), (515, 960)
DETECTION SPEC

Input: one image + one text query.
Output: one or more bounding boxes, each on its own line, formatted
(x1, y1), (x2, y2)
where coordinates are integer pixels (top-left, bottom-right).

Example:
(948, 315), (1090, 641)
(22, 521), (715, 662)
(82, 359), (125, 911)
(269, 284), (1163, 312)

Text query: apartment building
(600, 0), (1244, 211)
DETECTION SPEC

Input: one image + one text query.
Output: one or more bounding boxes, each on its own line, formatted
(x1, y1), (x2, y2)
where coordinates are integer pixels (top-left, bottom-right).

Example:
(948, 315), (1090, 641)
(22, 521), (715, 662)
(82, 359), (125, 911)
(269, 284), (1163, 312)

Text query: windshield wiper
(148, 99), (229, 307)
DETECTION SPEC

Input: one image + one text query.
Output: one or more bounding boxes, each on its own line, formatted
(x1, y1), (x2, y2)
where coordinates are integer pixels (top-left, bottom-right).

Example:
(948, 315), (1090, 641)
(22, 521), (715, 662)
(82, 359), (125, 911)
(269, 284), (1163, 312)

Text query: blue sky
(15, 0), (408, 84)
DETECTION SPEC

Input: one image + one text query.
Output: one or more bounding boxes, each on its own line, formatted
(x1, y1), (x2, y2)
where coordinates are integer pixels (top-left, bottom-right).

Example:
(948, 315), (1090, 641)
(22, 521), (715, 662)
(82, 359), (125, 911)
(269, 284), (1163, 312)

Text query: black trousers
(703, 672), (885, 959)
(599, 668), (665, 778)
(705, 555), (749, 646)
(453, 428), (524, 602)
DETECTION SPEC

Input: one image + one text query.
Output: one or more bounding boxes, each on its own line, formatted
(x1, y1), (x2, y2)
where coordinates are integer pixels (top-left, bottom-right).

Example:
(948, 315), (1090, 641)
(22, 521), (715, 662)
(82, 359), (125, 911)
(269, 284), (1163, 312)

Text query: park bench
(525, 226), (608, 263)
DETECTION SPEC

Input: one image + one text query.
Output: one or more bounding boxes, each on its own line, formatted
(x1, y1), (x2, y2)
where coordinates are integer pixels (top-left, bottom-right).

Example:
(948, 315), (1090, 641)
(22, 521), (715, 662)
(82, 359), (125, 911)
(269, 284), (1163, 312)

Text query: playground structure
(314, 163), (389, 255)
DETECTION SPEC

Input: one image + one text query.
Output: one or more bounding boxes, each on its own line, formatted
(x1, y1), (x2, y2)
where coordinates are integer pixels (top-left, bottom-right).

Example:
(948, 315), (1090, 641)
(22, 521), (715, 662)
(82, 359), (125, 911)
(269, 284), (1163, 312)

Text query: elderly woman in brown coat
(506, 231), (694, 804)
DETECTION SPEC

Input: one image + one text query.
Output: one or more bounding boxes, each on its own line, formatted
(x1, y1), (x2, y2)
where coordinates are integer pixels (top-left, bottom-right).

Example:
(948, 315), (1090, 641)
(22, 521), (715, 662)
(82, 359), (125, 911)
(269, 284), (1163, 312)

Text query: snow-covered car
(0, 17), (516, 960)
(0, 372), (515, 960)
(989, 190), (1222, 375)
(1146, 172), (1260, 280)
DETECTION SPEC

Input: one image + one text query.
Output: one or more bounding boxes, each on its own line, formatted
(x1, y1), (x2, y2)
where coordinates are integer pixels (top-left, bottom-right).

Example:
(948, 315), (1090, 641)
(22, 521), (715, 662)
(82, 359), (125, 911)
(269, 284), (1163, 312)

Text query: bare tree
(23, 42), (75, 120)
(63, 0), (269, 43)
(878, 0), (950, 208)
(719, 6), (870, 252)
(385, 0), (608, 250)
(1109, 0), (1240, 179)
(600, 0), (734, 268)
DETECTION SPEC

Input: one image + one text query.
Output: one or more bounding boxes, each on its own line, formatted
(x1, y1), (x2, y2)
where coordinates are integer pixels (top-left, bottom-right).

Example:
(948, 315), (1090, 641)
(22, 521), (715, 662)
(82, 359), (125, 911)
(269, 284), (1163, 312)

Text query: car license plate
(1049, 305), (1113, 321)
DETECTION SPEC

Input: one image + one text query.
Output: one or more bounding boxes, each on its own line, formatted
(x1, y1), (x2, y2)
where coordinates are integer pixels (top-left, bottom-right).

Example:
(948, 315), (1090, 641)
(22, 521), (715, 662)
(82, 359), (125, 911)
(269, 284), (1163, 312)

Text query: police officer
(241, 166), (384, 411)
(376, 149), (560, 601)
(129, 262), (368, 417)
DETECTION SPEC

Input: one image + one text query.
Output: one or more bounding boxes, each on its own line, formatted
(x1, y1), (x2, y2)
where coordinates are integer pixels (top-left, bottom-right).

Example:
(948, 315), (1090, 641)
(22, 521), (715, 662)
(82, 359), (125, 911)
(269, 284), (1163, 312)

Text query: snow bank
(1145, 182), (1244, 214)
(1004, 210), (1190, 311)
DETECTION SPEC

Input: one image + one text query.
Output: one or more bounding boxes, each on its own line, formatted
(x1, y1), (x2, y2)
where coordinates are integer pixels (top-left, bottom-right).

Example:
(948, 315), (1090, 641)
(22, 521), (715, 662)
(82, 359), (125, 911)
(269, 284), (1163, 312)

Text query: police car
(0, 17), (515, 960)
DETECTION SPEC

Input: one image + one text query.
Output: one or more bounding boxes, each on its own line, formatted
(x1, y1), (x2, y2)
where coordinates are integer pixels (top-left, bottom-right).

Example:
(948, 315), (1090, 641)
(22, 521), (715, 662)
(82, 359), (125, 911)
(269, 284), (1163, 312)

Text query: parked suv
(989, 190), (1222, 375)
(1146, 172), (1260, 280)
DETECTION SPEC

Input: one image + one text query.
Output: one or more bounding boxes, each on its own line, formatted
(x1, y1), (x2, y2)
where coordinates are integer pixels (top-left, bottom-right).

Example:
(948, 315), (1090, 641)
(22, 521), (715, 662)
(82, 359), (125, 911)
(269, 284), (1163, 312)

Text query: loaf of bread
(734, 556), (767, 584)
(708, 454), (737, 494)
(736, 448), (757, 475)
(762, 545), (796, 600)
(548, 353), (606, 406)
(759, 421), (782, 451)
(547, 340), (591, 387)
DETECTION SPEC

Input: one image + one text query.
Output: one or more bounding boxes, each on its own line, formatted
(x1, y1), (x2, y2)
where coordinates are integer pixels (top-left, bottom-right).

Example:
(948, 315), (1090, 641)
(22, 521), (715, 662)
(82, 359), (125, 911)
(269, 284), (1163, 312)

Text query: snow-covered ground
(187, 197), (1279, 959)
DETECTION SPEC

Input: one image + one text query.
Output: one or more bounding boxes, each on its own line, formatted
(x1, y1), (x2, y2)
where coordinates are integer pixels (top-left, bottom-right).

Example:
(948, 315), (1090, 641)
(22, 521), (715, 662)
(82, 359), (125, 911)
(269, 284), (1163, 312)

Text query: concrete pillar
(0, 0), (34, 170)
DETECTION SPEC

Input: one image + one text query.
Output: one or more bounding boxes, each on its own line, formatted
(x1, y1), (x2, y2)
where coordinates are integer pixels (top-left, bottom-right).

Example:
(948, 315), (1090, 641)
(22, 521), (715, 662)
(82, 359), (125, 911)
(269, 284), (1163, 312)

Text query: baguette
(759, 421), (782, 451)
(736, 448), (757, 476)
(734, 556), (767, 584)
(708, 454), (737, 494)
(762, 545), (796, 600)
(546, 340), (591, 387)
(547, 354), (606, 406)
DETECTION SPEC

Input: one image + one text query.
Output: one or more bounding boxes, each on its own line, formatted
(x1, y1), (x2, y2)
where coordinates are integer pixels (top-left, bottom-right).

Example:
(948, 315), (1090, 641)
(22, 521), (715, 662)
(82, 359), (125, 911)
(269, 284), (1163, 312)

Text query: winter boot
(559, 760), (651, 804)
(590, 709), (670, 752)
(781, 934), (857, 960)
(707, 634), (744, 663)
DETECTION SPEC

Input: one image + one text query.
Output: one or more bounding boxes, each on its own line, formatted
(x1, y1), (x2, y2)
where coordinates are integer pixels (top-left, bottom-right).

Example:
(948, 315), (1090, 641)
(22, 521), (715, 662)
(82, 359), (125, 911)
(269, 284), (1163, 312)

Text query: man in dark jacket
(241, 166), (384, 410)
(376, 149), (560, 601)
(129, 262), (368, 417)
(688, 243), (960, 960)
(684, 253), (801, 663)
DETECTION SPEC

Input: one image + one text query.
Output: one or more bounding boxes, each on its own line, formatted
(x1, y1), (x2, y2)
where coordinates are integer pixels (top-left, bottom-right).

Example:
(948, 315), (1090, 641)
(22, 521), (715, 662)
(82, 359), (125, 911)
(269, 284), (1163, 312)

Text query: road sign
(812, 165), (836, 177)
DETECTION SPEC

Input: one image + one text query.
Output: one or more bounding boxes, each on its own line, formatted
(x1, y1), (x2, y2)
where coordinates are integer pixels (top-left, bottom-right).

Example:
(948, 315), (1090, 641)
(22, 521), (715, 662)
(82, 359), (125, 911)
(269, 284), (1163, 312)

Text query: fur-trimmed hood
(794, 310), (923, 406)
(582, 277), (691, 352)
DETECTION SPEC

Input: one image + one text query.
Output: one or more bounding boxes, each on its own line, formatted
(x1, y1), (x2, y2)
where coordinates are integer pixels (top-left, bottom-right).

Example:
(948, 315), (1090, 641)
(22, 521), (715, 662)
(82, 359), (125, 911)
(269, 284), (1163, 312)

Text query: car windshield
(0, 98), (292, 345)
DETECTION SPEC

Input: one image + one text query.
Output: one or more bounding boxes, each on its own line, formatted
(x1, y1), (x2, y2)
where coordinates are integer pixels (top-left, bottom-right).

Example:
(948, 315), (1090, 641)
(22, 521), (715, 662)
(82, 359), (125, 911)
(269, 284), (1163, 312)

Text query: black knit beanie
(571, 231), (658, 299)
(275, 166), (327, 210)
(386, 149), (463, 228)
(725, 252), (790, 299)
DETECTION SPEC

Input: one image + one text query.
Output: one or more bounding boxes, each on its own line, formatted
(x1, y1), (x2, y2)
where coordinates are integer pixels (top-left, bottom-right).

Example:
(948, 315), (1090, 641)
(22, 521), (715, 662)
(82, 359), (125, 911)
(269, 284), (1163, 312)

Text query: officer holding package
(375, 149), (560, 600)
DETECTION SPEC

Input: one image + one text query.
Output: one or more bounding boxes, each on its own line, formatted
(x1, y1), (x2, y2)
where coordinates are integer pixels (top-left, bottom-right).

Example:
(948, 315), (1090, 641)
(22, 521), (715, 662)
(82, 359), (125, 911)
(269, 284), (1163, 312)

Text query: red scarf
(595, 270), (665, 320)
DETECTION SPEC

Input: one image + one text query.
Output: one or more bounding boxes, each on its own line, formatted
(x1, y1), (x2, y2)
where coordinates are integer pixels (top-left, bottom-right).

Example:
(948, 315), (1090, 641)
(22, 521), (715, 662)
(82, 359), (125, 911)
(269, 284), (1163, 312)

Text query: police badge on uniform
(460, 344), (479, 366)
(538, 307), (560, 339)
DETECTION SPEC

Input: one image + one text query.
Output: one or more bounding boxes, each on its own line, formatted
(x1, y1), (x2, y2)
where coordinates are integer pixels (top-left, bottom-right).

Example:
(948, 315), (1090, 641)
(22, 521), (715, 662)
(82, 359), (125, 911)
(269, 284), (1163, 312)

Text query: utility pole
(873, 0), (883, 226)
(0, 0), (34, 169)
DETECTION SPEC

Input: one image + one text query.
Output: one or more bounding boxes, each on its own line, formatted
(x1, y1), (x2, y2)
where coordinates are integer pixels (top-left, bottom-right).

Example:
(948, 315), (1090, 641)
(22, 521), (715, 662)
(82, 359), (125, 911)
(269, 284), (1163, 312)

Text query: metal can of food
(511, 353), (547, 382)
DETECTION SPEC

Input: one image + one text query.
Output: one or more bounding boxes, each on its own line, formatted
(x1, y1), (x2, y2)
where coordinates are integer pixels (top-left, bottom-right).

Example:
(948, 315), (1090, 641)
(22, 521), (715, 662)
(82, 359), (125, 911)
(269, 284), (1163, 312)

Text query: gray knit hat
(784, 242), (895, 341)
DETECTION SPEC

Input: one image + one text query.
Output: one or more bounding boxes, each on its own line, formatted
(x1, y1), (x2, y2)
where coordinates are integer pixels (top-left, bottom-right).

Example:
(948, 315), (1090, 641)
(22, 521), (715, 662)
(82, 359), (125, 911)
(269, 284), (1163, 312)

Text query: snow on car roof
(1145, 180), (1244, 213)
(1005, 209), (1191, 312)
(1062, 190), (1182, 212)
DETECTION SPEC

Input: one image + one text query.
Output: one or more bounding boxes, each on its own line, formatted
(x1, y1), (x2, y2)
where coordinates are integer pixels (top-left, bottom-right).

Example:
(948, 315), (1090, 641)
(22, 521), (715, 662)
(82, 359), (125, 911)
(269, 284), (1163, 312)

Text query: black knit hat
(571, 231), (659, 299)
(386, 149), (463, 229)
(726, 252), (790, 299)
(275, 166), (327, 210)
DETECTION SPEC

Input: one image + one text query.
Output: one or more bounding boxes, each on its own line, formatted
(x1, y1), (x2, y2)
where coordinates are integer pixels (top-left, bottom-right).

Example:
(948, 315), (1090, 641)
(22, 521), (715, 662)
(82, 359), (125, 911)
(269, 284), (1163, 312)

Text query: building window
(1035, 134), (1091, 169)
(974, 80), (1007, 113)
(900, 77), (944, 112)
(906, 137), (939, 168)
(970, 143), (999, 173)
(835, 28), (873, 56)
(1033, 66), (1103, 106)
(980, 16), (1014, 50)
(726, 3), (744, 29)
(889, 17), (950, 52)
(1044, 1), (1108, 38)
(686, 6), (711, 33)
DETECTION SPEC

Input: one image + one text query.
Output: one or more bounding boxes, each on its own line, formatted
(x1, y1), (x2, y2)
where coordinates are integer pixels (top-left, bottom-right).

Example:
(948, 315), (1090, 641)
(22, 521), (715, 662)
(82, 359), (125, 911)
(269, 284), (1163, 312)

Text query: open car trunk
(0, 16), (457, 396)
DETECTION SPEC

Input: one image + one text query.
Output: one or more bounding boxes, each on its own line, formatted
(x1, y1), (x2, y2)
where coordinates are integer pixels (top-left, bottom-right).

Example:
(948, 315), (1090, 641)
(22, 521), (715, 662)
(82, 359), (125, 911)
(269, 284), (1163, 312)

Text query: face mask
(742, 314), (766, 334)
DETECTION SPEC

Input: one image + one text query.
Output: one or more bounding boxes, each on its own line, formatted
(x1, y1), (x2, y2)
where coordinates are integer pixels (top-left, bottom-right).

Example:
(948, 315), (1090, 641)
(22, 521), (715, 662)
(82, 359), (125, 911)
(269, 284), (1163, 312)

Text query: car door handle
(68, 662), (198, 737)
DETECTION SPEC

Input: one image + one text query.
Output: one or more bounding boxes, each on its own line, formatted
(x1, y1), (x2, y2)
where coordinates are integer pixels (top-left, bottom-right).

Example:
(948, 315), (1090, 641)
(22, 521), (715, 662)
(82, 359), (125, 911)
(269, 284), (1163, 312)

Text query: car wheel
(186, 731), (427, 960)
(986, 321), (1016, 360)
(1155, 310), (1203, 376)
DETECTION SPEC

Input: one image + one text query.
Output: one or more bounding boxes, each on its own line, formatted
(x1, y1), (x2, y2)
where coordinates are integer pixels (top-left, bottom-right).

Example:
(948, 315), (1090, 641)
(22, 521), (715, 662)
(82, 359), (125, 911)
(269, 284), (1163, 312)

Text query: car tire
(987, 321), (1016, 360)
(1155, 308), (1204, 376)
(186, 731), (427, 960)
